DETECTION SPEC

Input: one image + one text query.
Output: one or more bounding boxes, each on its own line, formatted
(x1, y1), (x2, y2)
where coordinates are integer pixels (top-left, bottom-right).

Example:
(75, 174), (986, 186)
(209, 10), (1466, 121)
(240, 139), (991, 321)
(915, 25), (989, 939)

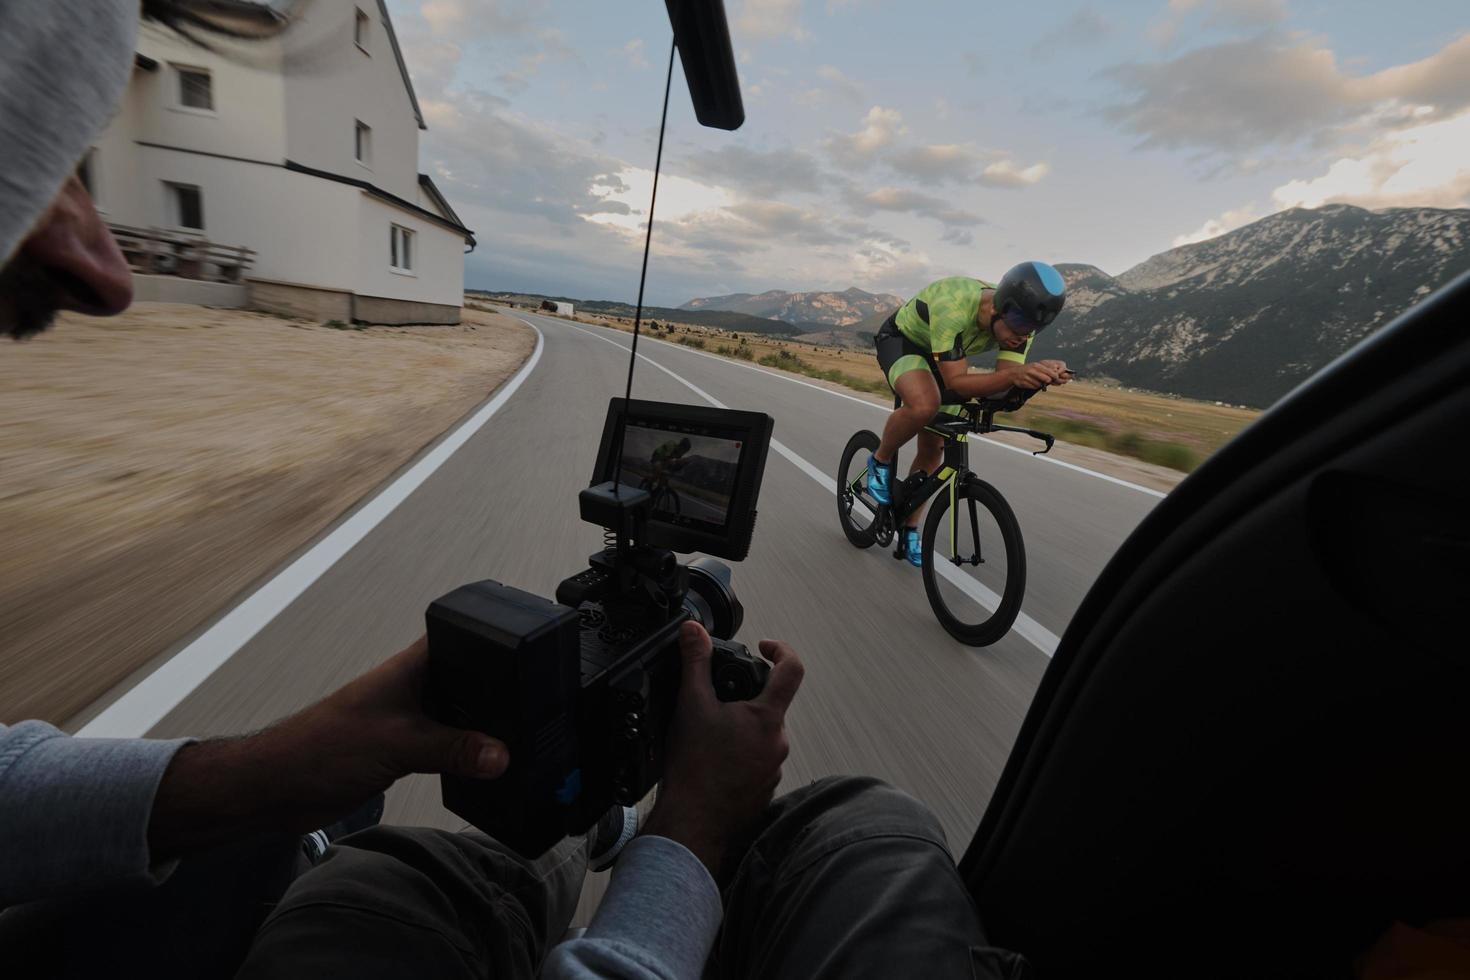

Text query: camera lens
(683, 556), (742, 639)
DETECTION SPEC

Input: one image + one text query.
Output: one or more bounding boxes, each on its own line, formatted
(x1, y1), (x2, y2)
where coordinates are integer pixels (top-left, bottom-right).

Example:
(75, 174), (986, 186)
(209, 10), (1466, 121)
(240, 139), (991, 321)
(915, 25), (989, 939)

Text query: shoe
(866, 453), (896, 505)
(301, 792), (386, 864)
(902, 527), (923, 567)
(587, 805), (639, 872)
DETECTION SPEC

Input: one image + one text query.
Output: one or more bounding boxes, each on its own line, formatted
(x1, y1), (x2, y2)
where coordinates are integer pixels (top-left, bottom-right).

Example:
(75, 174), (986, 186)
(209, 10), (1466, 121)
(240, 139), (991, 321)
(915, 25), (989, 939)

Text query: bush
(732, 346), (755, 360)
(1137, 441), (1198, 472)
(679, 336), (706, 350)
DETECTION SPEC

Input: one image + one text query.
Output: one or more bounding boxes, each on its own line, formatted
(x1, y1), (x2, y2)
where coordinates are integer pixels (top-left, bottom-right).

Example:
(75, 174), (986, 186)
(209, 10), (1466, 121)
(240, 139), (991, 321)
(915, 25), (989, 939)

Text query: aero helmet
(993, 261), (1066, 333)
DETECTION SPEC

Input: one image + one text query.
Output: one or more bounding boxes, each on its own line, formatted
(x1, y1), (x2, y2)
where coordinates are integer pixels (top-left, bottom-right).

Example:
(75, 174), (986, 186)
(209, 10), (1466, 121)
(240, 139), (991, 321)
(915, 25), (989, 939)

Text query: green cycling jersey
(893, 276), (1032, 365)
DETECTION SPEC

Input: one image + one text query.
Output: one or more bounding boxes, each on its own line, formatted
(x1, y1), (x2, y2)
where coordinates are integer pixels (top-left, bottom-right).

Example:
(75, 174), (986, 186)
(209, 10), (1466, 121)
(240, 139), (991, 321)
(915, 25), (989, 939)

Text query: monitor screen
(616, 421), (745, 537)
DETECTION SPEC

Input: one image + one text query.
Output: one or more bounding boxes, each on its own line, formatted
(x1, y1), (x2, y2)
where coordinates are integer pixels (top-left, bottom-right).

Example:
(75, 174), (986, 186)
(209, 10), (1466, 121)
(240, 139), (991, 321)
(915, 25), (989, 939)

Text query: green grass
(1015, 412), (1199, 472)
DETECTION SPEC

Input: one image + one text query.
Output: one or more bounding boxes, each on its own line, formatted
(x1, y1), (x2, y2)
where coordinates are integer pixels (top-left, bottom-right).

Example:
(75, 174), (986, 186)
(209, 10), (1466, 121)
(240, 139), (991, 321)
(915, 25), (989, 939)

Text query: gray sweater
(0, 721), (190, 903)
(0, 721), (722, 977)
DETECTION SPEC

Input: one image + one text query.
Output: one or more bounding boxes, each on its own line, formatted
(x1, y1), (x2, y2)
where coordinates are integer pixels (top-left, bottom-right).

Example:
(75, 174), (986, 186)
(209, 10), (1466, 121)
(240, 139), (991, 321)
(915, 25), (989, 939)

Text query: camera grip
(709, 638), (770, 702)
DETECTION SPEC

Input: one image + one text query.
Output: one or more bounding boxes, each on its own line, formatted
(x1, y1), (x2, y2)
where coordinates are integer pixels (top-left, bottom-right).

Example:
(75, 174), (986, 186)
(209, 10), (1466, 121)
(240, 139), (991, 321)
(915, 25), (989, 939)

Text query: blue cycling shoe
(902, 527), (923, 567)
(866, 453), (896, 505)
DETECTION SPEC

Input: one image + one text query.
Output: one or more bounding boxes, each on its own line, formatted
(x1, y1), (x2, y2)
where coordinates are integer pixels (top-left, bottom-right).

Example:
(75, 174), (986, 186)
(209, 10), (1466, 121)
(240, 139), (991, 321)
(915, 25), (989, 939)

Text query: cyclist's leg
(872, 326), (940, 465)
(876, 369), (940, 463)
(903, 430), (945, 529)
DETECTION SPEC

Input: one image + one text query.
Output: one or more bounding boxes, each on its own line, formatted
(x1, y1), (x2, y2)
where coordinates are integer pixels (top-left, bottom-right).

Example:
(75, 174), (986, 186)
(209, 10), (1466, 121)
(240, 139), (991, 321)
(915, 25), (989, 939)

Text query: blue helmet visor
(1001, 305), (1042, 335)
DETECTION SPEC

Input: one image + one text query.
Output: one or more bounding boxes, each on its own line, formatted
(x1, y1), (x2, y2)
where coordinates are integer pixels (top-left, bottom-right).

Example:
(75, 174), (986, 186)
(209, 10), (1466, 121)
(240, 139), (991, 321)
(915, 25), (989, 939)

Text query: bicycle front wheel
(836, 430), (883, 548)
(920, 477), (1026, 646)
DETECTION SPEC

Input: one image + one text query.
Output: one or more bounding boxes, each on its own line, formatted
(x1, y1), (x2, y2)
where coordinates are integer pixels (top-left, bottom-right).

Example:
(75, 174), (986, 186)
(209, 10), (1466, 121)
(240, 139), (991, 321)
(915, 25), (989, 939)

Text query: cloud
(494, 28), (576, 95)
(979, 158), (1051, 187)
(1172, 205), (1262, 246)
(418, 0), (550, 38)
(680, 145), (826, 198)
(824, 106), (906, 166)
(1146, 0), (1284, 50)
(886, 144), (1051, 187)
(734, 0), (807, 42)
(797, 65), (864, 107)
(1104, 32), (1470, 155)
(888, 144), (974, 182)
(584, 168), (734, 234)
(418, 91), (622, 225)
(853, 186), (984, 230)
(1271, 108), (1470, 210)
(1169, 106), (1470, 247)
(1031, 7), (1112, 58)
(623, 39), (649, 70)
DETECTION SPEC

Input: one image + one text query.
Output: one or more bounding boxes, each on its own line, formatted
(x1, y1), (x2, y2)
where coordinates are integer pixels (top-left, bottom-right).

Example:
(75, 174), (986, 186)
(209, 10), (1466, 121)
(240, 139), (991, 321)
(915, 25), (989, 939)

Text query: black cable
(612, 34), (678, 493)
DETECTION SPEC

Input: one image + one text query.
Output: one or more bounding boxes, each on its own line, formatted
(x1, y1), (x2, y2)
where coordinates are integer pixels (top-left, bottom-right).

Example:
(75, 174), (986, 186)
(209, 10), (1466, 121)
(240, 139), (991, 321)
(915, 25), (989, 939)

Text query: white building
(88, 0), (474, 325)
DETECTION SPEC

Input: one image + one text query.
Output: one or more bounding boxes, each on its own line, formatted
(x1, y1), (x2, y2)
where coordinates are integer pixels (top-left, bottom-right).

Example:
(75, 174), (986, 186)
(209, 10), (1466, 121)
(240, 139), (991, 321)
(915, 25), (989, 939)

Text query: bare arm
(147, 638), (508, 859)
(938, 358), (1065, 398)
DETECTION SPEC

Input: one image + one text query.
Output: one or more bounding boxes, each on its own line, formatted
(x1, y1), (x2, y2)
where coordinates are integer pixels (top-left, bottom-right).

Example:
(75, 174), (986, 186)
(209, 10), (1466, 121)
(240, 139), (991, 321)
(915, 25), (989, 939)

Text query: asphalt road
(104, 307), (1161, 862)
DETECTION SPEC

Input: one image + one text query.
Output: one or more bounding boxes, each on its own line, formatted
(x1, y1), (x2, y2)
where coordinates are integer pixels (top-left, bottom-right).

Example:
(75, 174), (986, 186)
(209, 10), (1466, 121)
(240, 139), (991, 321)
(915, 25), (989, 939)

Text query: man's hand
(147, 637), (507, 858)
(1036, 358), (1073, 384)
(642, 622), (803, 876)
(1009, 361), (1067, 390)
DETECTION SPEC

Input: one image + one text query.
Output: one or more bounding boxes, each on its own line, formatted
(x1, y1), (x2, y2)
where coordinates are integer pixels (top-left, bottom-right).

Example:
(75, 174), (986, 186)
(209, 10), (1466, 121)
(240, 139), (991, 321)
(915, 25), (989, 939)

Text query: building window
(175, 66), (214, 111)
(354, 7), (370, 51)
(166, 182), (204, 230)
(390, 224), (414, 272)
(354, 120), (372, 166)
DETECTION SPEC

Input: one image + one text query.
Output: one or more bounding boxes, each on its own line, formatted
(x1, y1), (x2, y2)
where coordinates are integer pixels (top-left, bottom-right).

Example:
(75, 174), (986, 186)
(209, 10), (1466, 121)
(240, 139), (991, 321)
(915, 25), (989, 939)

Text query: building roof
(417, 174), (469, 234)
(284, 160), (476, 247)
(373, 0), (426, 131)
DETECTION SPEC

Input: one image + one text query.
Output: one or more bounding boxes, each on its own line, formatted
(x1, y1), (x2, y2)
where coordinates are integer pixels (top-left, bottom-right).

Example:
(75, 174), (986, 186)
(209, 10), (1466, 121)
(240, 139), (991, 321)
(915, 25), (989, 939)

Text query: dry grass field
(1, 305), (533, 725)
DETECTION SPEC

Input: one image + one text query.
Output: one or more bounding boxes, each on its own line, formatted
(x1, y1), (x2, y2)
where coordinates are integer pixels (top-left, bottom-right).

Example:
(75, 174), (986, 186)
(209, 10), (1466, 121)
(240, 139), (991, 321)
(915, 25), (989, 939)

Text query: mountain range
(680, 286), (902, 327)
(1049, 205), (1469, 406)
(679, 204), (1470, 408)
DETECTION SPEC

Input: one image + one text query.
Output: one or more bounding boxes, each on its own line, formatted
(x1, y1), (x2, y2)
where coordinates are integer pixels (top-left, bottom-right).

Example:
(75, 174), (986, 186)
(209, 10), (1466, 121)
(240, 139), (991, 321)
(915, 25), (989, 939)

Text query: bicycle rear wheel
(920, 477), (1026, 646)
(837, 430), (883, 548)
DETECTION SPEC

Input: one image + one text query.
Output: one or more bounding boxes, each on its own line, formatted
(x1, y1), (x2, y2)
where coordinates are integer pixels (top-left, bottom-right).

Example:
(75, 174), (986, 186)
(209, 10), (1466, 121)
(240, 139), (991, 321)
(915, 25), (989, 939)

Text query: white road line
(78, 322), (547, 738)
(542, 312), (1165, 500)
(567, 322), (1062, 659)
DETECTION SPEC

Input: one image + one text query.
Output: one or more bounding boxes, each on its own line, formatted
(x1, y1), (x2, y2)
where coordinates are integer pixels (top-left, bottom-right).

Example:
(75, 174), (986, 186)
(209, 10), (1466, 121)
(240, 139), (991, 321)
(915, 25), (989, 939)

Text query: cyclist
(644, 436), (692, 497)
(868, 261), (1072, 565)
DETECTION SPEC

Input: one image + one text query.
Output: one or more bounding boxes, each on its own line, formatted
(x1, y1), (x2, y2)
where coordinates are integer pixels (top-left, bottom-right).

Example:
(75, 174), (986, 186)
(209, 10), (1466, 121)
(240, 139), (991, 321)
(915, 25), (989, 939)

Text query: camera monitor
(591, 398), (773, 561)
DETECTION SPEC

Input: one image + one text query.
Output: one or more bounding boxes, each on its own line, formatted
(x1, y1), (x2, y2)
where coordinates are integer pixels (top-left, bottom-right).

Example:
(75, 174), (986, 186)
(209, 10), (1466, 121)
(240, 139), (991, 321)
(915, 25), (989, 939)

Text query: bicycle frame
(843, 399), (1054, 563)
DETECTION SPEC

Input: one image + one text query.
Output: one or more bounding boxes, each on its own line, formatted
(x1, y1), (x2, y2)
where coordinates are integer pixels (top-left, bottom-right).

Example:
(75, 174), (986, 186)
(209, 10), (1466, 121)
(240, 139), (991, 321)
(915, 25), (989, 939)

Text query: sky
(382, 0), (1470, 306)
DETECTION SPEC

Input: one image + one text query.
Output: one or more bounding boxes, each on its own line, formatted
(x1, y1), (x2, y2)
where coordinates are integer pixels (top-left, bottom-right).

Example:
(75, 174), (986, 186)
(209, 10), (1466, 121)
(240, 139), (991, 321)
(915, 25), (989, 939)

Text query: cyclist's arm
(936, 358), (1022, 398)
(940, 358), (1067, 395)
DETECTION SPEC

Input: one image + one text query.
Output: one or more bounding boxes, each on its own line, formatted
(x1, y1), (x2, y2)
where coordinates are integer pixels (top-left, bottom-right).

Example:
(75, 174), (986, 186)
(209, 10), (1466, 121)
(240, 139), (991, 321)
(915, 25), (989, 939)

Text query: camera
(424, 398), (775, 857)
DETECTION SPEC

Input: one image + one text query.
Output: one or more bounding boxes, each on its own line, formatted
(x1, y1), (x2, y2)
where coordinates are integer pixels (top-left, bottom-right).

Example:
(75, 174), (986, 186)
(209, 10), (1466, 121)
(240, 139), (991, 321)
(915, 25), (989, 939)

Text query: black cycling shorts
(874, 315), (942, 402)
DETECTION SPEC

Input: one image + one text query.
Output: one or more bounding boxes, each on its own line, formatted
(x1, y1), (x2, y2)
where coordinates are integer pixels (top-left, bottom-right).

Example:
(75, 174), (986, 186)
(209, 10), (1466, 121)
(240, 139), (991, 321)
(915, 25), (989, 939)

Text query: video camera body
(425, 398), (774, 857)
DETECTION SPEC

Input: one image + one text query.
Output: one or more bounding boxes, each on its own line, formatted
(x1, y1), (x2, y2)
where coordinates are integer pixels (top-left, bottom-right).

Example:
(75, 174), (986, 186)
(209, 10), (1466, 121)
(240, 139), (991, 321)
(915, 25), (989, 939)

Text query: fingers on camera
(756, 641), (804, 713)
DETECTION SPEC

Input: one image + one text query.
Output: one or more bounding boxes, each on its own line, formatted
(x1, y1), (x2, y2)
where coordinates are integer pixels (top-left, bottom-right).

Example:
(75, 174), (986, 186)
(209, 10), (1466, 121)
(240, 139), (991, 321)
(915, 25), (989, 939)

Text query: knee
(902, 393), (939, 419)
(779, 776), (949, 847)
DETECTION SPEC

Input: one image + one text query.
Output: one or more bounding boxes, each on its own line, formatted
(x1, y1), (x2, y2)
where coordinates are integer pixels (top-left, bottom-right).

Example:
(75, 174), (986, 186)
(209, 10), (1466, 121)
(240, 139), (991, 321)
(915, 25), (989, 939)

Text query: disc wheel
(837, 430), (884, 548)
(920, 477), (1026, 646)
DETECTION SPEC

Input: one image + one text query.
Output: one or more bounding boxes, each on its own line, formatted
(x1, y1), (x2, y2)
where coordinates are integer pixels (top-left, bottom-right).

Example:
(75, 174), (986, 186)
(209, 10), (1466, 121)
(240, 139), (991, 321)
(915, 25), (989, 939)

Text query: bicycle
(836, 386), (1056, 646)
(639, 472), (683, 515)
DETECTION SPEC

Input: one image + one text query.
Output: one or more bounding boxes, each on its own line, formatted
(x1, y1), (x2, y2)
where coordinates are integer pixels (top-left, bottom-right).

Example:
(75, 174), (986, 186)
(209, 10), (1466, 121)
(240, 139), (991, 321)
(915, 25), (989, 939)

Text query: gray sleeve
(540, 835), (724, 980)
(0, 721), (192, 906)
